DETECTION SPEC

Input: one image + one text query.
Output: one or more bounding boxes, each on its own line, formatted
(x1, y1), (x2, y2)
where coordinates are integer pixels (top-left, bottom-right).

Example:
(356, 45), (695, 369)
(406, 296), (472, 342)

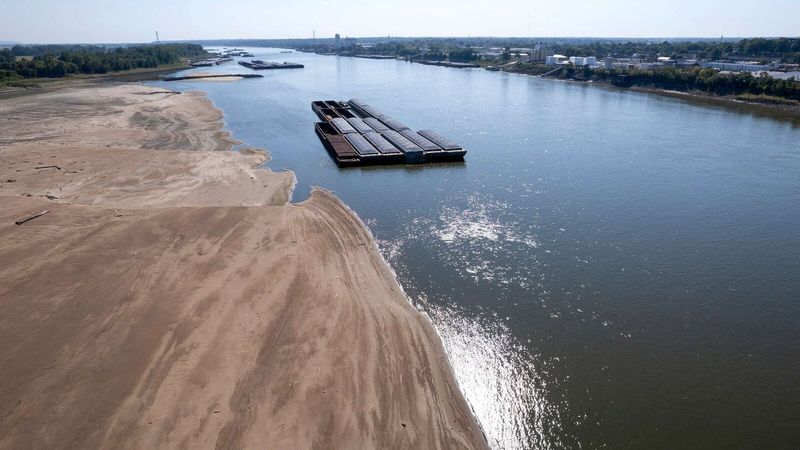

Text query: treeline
(369, 42), (476, 62)
(359, 42), (418, 57)
(738, 38), (800, 58)
(549, 38), (800, 64)
(535, 65), (800, 101)
(10, 44), (112, 57)
(415, 46), (475, 62)
(301, 37), (800, 64)
(0, 43), (206, 82)
(306, 41), (478, 62)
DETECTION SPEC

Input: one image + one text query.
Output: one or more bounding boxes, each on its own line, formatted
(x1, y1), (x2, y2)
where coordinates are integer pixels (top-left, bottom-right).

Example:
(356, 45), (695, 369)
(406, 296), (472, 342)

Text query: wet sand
(0, 85), (486, 449)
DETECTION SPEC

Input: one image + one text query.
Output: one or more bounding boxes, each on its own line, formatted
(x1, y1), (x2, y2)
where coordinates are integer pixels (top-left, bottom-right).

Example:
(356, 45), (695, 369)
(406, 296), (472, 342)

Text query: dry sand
(0, 85), (236, 152)
(0, 84), (487, 449)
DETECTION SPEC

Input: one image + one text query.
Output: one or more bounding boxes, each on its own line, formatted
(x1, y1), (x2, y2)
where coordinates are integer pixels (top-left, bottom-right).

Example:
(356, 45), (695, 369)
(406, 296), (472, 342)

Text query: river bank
(630, 86), (800, 119)
(499, 63), (800, 119)
(0, 83), (487, 448)
(0, 62), (194, 93)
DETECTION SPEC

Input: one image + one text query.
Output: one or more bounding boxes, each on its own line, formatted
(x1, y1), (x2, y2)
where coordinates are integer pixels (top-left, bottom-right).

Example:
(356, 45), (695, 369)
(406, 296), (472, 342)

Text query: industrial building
(546, 54), (568, 65)
(701, 61), (777, 72)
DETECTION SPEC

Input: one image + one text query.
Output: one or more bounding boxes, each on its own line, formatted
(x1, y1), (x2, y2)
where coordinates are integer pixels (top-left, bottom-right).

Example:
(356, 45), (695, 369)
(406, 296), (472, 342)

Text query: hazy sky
(2, 0), (798, 43)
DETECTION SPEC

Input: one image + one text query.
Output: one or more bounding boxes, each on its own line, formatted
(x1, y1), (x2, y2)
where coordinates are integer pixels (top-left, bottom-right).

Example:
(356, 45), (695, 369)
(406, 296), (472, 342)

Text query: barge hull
(315, 123), (361, 167)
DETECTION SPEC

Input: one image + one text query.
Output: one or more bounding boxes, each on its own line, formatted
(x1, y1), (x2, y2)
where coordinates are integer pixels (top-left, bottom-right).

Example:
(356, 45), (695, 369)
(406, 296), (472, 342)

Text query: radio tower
(155, 31), (160, 43)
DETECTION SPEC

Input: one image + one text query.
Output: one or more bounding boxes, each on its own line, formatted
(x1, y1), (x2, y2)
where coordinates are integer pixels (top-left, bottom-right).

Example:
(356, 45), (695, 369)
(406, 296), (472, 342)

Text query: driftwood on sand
(14, 210), (50, 225)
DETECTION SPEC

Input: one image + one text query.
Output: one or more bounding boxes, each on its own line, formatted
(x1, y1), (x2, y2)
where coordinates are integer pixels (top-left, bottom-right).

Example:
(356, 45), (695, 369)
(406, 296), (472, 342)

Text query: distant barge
(163, 73), (263, 81)
(190, 57), (233, 67)
(312, 99), (467, 166)
(414, 60), (480, 69)
(353, 55), (398, 60)
(238, 60), (304, 70)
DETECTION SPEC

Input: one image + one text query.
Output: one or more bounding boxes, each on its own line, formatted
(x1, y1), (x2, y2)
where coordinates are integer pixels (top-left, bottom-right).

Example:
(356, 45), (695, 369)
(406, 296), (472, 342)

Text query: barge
(414, 60), (480, 69)
(315, 122), (361, 166)
(353, 55), (397, 60)
(191, 57), (234, 67)
(163, 73), (263, 81)
(238, 60), (304, 70)
(311, 98), (467, 166)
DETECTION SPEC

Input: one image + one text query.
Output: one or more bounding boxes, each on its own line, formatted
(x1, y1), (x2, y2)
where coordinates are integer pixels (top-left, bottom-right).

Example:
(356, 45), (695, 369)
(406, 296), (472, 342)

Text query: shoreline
(499, 66), (800, 120)
(629, 86), (800, 119)
(0, 82), (487, 448)
(0, 63), (193, 95)
(306, 184), (487, 434)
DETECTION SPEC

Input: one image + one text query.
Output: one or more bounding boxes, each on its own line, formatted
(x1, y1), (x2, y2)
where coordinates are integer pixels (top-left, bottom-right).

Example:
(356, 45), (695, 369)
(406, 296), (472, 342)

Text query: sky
(1, 0), (798, 44)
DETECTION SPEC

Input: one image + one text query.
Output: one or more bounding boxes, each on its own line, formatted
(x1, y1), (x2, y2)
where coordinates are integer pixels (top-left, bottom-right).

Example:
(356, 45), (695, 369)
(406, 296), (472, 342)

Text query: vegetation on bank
(296, 37), (800, 65)
(0, 44), (206, 85)
(358, 42), (478, 62)
(507, 63), (800, 102)
(544, 38), (800, 64)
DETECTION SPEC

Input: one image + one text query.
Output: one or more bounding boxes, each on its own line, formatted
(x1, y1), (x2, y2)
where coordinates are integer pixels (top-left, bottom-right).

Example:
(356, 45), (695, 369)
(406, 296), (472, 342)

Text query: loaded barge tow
(312, 99), (467, 166)
(239, 60), (304, 70)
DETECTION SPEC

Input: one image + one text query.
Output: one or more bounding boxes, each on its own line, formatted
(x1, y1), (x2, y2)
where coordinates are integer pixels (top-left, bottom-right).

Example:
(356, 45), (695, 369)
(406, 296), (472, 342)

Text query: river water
(153, 47), (800, 449)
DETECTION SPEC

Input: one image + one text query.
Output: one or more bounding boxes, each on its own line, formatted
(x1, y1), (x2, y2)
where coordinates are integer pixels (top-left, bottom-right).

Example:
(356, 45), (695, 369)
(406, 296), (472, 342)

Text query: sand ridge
(0, 84), (235, 152)
(0, 84), (487, 449)
(0, 145), (293, 208)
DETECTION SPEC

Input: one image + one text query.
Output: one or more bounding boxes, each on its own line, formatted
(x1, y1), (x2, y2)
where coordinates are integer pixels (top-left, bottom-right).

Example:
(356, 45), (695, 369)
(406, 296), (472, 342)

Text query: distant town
(295, 35), (800, 72)
(291, 36), (800, 106)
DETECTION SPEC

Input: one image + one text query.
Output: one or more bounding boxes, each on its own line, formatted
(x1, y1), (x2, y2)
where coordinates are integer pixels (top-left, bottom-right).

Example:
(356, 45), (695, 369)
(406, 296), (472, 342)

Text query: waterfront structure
(510, 47), (545, 62)
(637, 62), (662, 69)
(701, 61), (777, 72)
(677, 59), (699, 67)
(546, 54), (568, 65)
(568, 56), (597, 67)
(530, 45), (547, 62)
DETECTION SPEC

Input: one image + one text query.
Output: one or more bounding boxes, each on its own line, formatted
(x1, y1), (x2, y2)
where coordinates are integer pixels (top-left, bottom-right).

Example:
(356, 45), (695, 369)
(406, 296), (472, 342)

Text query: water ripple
(413, 295), (564, 449)
(407, 195), (547, 290)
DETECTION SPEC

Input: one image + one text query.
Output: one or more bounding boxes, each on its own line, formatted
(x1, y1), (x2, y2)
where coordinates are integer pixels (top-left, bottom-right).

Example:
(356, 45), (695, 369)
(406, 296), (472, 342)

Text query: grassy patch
(734, 93), (800, 106)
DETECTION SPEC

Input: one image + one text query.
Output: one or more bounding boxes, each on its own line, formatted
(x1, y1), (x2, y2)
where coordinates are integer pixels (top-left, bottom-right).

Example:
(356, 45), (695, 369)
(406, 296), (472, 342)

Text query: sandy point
(0, 83), (488, 449)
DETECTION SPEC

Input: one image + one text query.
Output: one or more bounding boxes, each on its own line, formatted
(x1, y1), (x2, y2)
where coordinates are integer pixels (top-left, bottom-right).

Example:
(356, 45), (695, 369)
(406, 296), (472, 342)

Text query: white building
(546, 54), (568, 66)
(568, 56), (597, 67)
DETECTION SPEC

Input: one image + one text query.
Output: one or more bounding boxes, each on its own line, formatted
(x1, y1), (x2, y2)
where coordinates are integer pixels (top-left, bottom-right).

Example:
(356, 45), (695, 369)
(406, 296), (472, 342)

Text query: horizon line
(3, 35), (799, 46)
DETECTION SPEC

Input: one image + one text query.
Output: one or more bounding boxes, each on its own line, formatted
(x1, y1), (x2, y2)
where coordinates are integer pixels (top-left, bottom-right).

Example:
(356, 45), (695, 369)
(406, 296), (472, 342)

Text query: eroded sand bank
(0, 85), (487, 449)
